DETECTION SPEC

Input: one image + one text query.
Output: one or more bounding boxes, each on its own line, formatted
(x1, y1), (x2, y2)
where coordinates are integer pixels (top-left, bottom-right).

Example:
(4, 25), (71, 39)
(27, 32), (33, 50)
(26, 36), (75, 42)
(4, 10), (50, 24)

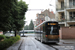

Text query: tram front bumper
(45, 38), (59, 43)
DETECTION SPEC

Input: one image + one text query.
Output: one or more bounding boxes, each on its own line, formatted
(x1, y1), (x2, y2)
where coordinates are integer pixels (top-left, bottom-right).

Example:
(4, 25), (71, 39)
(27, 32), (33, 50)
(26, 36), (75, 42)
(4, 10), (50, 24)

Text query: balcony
(58, 0), (64, 2)
(66, 6), (75, 10)
(57, 16), (65, 22)
(56, 8), (64, 12)
(59, 19), (65, 22)
(69, 17), (75, 21)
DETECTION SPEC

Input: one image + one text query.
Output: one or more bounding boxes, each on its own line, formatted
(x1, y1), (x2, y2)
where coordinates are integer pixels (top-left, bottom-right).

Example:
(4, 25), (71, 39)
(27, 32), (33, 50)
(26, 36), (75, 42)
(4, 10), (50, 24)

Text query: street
(21, 37), (75, 50)
(7, 35), (75, 50)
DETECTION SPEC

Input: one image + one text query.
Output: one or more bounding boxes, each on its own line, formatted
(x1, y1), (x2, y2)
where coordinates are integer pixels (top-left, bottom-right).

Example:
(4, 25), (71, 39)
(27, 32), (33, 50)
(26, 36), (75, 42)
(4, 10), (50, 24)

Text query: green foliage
(0, 0), (28, 36)
(13, 0), (28, 36)
(0, 35), (20, 50)
(24, 25), (29, 30)
(24, 20), (34, 30)
(29, 20), (34, 30)
(5, 36), (11, 39)
(15, 0), (28, 31)
(0, 35), (6, 40)
(0, 0), (12, 31)
(0, 0), (18, 33)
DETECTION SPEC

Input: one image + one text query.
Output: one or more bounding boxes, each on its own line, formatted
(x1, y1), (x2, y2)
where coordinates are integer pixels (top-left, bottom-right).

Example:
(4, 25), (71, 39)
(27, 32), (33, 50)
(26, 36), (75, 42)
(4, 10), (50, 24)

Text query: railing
(57, 18), (66, 22)
(67, 6), (75, 8)
(58, 0), (64, 1)
(69, 18), (75, 21)
(59, 20), (65, 22)
(58, 19), (75, 22)
(56, 8), (64, 11)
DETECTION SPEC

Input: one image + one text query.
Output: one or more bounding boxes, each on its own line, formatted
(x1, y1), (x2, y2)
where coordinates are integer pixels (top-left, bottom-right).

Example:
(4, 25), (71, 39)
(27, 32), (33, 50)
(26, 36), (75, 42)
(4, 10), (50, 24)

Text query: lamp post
(49, 4), (55, 11)
(23, 21), (26, 36)
(23, 27), (24, 36)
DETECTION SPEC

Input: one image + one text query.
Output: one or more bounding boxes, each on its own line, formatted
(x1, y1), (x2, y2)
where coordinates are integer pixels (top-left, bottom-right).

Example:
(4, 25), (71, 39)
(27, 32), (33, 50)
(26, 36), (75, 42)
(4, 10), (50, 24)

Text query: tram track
(49, 45), (58, 50)
(18, 37), (60, 50)
(34, 37), (59, 50)
(43, 43), (60, 50)
(18, 39), (24, 50)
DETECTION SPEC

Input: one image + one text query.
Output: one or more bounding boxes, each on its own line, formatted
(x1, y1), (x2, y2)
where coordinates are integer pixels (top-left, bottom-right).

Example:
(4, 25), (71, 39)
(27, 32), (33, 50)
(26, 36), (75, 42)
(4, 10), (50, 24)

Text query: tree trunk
(9, 30), (11, 34)
(14, 30), (16, 37)
(3, 31), (6, 35)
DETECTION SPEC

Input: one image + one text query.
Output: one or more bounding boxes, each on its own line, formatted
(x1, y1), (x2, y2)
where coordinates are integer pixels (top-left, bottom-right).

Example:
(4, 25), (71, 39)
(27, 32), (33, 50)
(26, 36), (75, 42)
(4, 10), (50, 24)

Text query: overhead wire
(28, 0), (44, 11)
(45, 0), (53, 8)
(28, 0), (53, 11)
(49, 0), (52, 3)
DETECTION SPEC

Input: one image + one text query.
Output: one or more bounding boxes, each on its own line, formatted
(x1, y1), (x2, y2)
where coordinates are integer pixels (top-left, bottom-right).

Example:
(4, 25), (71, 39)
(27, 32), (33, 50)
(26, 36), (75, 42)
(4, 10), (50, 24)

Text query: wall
(56, 1), (61, 9)
(0, 31), (3, 35)
(59, 27), (75, 39)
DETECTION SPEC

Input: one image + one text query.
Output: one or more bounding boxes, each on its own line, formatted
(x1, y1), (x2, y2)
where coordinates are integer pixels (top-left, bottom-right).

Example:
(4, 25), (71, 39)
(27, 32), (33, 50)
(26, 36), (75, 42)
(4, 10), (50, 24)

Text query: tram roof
(35, 21), (58, 29)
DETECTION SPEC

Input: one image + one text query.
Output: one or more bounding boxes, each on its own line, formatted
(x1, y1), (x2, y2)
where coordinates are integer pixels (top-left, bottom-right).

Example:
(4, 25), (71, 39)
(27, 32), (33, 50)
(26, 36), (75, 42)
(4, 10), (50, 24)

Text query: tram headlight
(46, 35), (47, 37)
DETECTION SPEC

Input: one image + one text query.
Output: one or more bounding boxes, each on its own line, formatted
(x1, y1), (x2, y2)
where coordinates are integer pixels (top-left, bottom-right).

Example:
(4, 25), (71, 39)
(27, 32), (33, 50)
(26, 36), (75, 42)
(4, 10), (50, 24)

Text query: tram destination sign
(48, 23), (57, 25)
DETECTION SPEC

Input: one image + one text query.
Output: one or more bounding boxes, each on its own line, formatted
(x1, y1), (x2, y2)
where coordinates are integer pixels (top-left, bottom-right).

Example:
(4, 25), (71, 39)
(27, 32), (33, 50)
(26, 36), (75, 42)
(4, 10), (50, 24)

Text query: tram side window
(46, 26), (51, 35)
(43, 26), (45, 32)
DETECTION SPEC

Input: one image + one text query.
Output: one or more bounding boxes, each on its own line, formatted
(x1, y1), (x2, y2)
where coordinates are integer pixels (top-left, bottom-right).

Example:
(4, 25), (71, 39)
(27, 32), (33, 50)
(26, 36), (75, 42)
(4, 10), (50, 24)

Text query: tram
(34, 21), (60, 43)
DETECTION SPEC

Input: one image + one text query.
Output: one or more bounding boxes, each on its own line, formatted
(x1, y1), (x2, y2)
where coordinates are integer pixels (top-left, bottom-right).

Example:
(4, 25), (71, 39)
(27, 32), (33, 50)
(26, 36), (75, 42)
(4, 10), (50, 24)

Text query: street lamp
(49, 4), (53, 7)
(23, 21), (26, 36)
(49, 4), (56, 13)
(49, 4), (55, 8)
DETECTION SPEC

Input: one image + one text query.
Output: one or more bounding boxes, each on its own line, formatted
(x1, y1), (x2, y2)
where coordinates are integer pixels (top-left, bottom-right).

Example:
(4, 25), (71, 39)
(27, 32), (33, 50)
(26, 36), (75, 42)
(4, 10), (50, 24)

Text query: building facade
(56, 0), (75, 27)
(35, 9), (55, 26)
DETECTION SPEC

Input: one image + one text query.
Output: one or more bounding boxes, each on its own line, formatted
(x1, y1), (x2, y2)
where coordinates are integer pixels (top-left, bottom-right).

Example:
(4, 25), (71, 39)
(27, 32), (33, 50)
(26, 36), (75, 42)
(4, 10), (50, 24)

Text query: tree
(24, 25), (29, 30)
(29, 20), (34, 30)
(0, 0), (16, 34)
(0, 0), (28, 36)
(13, 0), (28, 36)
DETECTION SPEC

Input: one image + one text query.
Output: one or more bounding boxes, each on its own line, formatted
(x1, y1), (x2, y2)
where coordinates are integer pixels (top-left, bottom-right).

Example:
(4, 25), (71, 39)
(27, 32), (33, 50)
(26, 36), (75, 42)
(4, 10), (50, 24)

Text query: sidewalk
(6, 38), (24, 50)
(58, 39), (75, 45)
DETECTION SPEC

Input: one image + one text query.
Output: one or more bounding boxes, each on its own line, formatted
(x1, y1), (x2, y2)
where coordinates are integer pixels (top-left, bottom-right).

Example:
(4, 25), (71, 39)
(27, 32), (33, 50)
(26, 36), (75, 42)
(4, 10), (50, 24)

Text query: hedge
(0, 35), (6, 41)
(5, 36), (11, 39)
(0, 35), (20, 50)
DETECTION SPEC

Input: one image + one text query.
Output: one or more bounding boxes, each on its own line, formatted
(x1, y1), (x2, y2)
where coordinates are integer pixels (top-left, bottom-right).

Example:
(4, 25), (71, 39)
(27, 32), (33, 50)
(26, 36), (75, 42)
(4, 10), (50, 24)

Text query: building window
(69, 0), (75, 7)
(70, 25), (75, 27)
(69, 12), (75, 20)
(61, 13), (64, 18)
(61, 2), (64, 9)
(69, 0), (73, 7)
(73, 0), (75, 6)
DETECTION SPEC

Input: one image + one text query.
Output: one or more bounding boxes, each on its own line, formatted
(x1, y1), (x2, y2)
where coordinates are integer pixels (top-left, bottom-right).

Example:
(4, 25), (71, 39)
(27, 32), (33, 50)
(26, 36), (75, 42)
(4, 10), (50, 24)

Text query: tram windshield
(46, 26), (59, 35)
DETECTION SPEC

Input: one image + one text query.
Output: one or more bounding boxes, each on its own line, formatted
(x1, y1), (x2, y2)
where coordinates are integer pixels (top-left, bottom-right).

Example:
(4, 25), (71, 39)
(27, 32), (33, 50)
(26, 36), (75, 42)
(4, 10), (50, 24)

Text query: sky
(18, 0), (56, 25)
